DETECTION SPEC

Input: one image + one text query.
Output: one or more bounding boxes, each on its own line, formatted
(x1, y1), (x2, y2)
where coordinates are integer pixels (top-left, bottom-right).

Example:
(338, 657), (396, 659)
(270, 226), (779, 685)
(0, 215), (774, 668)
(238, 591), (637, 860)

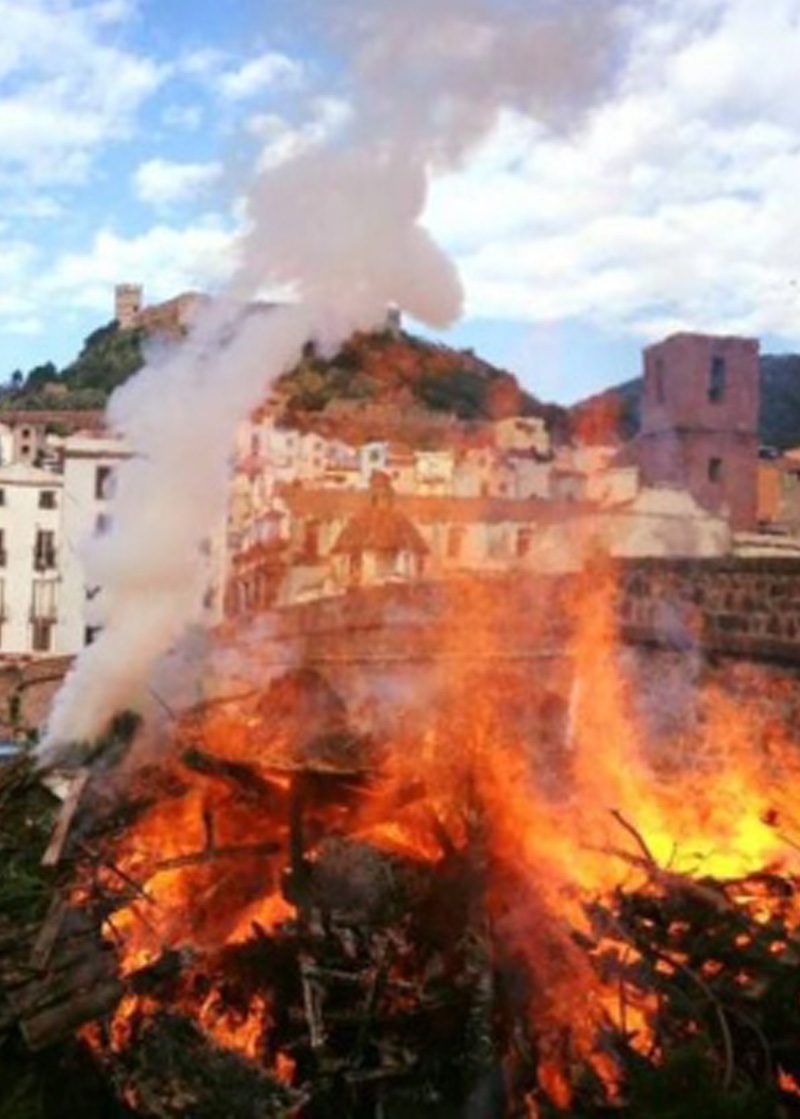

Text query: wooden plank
(41, 769), (90, 868)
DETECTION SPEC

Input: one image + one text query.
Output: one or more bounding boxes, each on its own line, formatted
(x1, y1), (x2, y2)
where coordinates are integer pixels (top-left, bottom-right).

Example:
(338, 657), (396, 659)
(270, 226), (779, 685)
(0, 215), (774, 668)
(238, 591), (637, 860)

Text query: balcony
(33, 549), (57, 572)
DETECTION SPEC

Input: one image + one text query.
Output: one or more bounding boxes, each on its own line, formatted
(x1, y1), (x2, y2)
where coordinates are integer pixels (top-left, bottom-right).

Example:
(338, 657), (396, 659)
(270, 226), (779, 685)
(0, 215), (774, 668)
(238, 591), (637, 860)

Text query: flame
(81, 562), (800, 1107)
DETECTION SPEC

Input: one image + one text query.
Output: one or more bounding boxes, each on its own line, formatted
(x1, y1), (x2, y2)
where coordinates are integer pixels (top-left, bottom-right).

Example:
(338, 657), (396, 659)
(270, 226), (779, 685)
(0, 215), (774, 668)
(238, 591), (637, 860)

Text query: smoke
(41, 0), (621, 761)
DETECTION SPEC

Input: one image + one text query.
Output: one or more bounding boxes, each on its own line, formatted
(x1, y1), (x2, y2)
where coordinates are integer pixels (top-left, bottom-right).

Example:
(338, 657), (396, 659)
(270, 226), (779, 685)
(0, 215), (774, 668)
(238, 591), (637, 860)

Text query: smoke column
(41, 0), (619, 761)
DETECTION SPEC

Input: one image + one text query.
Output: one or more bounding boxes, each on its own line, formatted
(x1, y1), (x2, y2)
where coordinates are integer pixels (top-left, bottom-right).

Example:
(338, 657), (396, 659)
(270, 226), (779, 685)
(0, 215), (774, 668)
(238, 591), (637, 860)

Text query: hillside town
(0, 285), (796, 660)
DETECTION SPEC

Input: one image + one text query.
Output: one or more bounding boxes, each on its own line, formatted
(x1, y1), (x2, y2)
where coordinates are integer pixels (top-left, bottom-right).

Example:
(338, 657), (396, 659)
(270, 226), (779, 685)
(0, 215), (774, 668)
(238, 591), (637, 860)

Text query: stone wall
(264, 559), (800, 671)
(0, 655), (73, 738)
(619, 556), (800, 662)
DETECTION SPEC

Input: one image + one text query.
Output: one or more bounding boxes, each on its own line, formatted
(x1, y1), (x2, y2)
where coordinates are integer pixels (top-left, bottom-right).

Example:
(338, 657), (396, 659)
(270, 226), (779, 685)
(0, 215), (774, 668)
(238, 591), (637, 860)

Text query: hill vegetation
(3, 320), (568, 444)
(2, 321), (145, 412)
(275, 328), (568, 444)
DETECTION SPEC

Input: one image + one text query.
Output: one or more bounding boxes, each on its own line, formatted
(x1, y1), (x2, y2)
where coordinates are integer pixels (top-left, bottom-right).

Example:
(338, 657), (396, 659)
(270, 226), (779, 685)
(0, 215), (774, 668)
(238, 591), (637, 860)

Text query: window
(0, 530), (6, 567)
(38, 490), (56, 510)
(84, 626), (102, 645)
(95, 512), (112, 535)
(516, 528), (533, 558)
(31, 619), (53, 653)
(709, 355), (726, 403)
(33, 530), (56, 570)
(32, 579), (58, 620)
(0, 489), (6, 506)
(708, 457), (723, 482)
(95, 465), (113, 501)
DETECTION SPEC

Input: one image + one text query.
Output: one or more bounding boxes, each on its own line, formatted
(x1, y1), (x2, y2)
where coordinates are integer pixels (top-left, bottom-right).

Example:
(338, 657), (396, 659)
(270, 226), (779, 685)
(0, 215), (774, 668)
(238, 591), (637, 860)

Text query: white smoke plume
(41, 0), (621, 761)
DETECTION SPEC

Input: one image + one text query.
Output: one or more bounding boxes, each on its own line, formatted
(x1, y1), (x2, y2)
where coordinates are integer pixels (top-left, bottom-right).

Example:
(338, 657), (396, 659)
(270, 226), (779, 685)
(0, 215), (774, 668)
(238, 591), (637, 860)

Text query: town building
(636, 333), (760, 530)
(0, 463), (62, 656)
(57, 434), (132, 655)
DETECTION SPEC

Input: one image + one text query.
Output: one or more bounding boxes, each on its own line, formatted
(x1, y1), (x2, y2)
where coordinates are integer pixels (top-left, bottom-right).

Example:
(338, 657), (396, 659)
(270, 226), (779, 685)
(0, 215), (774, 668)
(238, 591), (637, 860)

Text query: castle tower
(637, 332), (760, 530)
(114, 283), (143, 330)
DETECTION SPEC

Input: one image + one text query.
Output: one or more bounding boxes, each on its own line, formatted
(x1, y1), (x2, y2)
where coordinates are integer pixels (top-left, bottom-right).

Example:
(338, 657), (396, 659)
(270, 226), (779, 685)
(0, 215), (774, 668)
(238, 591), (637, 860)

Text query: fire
(78, 561), (800, 1109)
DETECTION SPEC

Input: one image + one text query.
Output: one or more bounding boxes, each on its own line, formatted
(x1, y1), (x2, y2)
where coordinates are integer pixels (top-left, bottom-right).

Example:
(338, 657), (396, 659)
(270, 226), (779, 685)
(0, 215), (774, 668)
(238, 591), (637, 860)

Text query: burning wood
(5, 575), (800, 1115)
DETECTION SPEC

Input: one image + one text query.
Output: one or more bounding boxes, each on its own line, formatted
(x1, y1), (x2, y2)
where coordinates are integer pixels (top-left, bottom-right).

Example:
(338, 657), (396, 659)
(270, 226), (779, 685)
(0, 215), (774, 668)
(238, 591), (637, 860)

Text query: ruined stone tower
(637, 332), (760, 530)
(114, 283), (143, 330)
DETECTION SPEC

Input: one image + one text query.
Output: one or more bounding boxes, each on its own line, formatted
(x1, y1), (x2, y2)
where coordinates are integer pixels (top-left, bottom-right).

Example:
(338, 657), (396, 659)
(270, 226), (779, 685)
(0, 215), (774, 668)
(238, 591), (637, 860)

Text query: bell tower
(637, 333), (760, 530)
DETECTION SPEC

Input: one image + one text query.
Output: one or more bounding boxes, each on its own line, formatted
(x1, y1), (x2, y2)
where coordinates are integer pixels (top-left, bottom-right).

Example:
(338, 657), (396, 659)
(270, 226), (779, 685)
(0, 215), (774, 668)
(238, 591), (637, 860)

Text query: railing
(29, 605), (58, 622)
(33, 549), (57, 571)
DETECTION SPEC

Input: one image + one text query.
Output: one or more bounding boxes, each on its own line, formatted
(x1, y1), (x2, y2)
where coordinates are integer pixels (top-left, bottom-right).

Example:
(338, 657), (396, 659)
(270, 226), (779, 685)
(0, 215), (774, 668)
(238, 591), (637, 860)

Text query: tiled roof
(331, 503), (429, 556)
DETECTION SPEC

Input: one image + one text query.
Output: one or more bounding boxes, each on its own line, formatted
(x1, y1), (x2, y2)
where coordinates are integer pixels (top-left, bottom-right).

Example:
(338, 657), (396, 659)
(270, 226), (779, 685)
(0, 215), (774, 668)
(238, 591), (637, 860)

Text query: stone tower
(114, 283), (143, 330)
(637, 332), (760, 530)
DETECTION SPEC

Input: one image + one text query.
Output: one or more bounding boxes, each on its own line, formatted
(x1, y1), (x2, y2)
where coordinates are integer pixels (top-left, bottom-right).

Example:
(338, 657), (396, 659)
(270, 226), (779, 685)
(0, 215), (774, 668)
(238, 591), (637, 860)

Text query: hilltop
(4, 319), (568, 445)
(2, 321), (145, 413)
(570, 354), (800, 451)
(273, 328), (568, 446)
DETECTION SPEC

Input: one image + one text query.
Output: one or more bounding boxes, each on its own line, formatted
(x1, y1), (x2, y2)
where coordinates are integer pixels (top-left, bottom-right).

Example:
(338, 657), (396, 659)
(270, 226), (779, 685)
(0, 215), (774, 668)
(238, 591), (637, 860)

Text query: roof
(0, 410), (105, 429)
(280, 485), (597, 525)
(331, 500), (429, 556)
(0, 462), (63, 487)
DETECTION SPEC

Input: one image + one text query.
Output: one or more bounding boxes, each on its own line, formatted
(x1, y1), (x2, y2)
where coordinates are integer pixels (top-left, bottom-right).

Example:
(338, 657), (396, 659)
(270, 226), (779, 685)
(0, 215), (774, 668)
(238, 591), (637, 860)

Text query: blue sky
(4, 0), (800, 405)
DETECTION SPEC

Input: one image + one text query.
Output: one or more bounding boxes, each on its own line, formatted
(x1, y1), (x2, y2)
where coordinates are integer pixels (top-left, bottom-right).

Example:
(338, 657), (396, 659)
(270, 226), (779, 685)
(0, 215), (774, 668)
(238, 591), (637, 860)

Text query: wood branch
(180, 748), (287, 812)
(41, 768), (90, 867)
(9, 949), (118, 1020)
(152, 839), (282, 875)
(300, 953), (326, 1051)
(19, 977), (123, 1050)
(608, 810), (734, 913)
(609, 807), (657, 868)
(29, 894), (68, 970)
(353, 941), (390, 1067)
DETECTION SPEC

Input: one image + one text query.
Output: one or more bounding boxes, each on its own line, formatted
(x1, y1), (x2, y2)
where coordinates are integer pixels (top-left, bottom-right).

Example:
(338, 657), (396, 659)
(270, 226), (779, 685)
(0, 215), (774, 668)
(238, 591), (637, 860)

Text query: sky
(4, 0), (800, 405)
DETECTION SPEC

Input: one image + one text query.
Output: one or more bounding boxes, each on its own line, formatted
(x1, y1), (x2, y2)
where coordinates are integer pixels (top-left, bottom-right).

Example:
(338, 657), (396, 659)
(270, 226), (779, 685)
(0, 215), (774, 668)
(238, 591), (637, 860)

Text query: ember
(5, 569), (800, 1116)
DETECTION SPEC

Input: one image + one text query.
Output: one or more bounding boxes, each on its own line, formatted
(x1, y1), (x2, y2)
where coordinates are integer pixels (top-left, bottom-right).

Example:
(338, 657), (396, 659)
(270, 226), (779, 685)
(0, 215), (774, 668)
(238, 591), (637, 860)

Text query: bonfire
(3, 566), (800, 1118)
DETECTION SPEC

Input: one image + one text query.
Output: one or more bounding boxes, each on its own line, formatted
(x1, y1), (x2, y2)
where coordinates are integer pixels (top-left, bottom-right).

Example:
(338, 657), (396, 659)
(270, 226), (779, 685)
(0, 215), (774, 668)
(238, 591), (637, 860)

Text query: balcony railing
(30, 604), (58, 622)
(33, 549), (57, 571)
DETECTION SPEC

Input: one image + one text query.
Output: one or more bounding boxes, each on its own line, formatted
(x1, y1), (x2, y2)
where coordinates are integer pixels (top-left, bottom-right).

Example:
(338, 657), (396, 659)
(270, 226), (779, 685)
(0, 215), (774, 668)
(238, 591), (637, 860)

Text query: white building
(493, 415), (550, 457)
(0, 463), (62, 655)
(57, 434), (131, 655)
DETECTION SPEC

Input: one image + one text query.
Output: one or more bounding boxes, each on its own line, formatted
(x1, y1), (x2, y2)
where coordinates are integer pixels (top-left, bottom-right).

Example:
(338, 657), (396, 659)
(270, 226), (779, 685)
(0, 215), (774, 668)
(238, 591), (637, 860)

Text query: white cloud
(135, 159), (223, 209)
(217, 50), (303, 101)
(41, 218), (241, 316)
(0, 213), (241, 349)
(0, 0), (163, 185)
(423, 0), (800, 344)
(249, 97), (352, 171)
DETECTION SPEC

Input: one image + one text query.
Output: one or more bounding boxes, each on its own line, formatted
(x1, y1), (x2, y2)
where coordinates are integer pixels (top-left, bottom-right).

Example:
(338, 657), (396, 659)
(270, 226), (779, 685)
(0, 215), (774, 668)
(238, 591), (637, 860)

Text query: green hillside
(3, 321), (145, 411)
(4, 321), (568, 443)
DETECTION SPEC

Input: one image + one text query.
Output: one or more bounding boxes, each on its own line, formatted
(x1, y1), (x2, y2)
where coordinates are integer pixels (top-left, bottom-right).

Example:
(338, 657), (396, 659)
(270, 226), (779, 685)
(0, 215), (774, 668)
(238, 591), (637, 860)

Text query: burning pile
(5, 568), (800, 1116)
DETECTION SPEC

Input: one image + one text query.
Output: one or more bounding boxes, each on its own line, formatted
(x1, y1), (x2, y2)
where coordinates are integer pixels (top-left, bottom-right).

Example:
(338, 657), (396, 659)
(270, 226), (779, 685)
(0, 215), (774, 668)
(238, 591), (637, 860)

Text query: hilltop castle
(114, 283), (209, 337)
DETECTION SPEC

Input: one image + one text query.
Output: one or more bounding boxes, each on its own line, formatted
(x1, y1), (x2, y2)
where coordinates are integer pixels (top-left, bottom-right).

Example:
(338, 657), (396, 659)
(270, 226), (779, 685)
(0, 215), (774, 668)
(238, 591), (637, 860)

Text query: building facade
(637, 332), (760, 530)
